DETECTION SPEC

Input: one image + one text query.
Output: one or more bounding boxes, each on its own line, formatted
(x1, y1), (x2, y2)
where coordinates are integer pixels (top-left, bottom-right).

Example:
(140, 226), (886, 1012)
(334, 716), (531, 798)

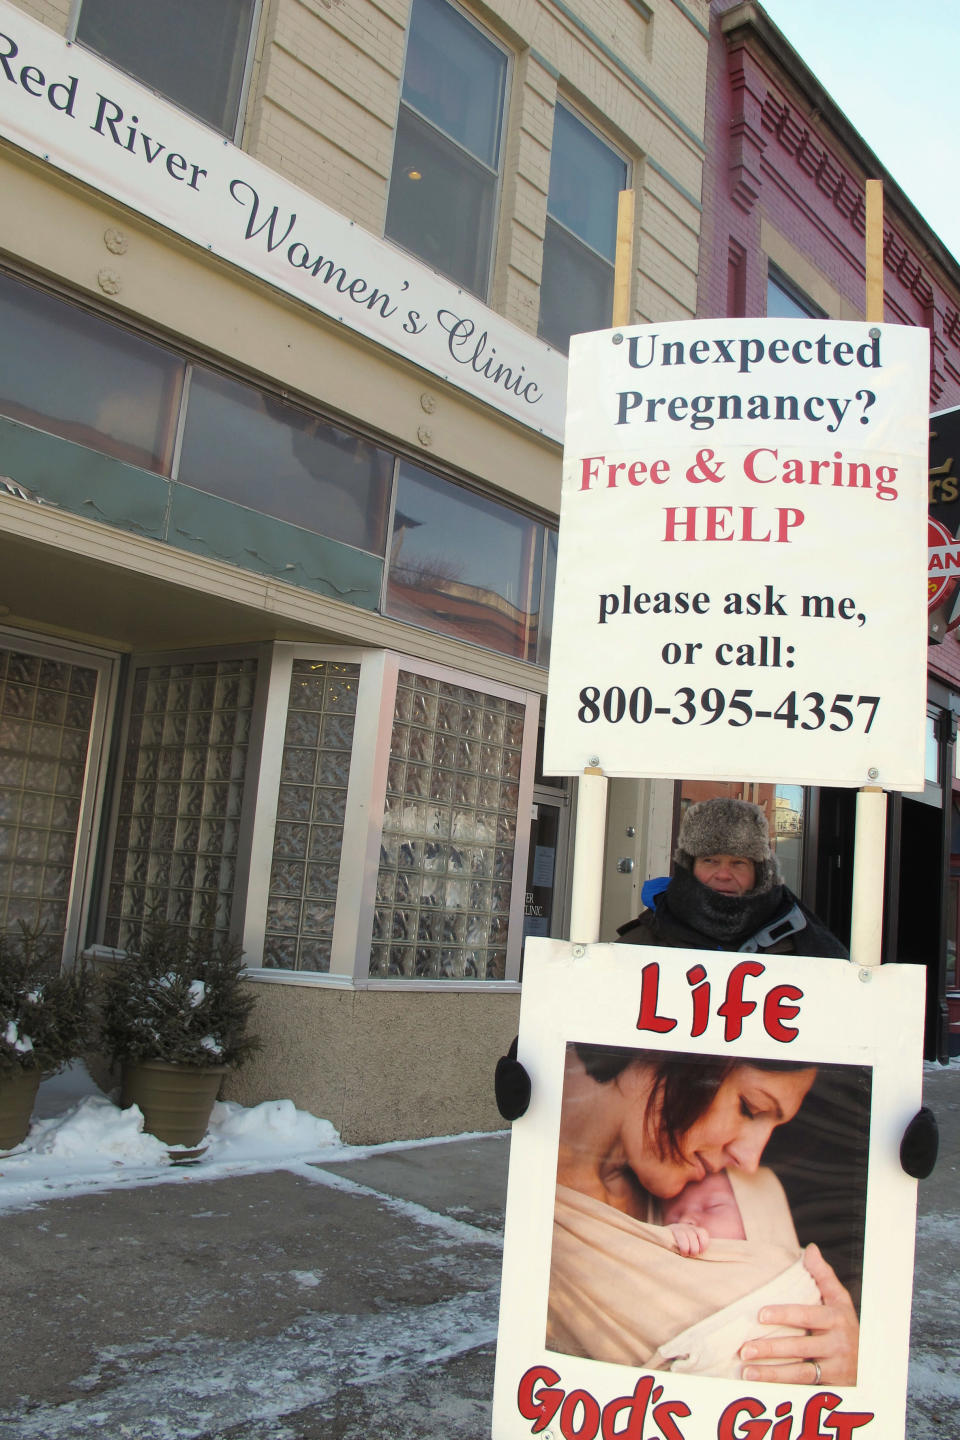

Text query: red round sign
(928, 516), (960, 615)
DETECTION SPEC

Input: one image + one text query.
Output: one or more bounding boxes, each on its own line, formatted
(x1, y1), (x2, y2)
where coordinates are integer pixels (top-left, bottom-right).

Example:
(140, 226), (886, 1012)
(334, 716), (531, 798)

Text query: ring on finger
(811, 1360), (822, 1385)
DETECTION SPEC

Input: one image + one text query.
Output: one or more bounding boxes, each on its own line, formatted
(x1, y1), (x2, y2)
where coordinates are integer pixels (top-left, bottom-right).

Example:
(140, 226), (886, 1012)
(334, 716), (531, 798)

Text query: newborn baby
(661, 1170), (746, 1256)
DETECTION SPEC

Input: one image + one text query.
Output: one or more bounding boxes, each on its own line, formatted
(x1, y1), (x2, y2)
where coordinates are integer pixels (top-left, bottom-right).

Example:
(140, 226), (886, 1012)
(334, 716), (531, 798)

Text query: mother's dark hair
(572, 1042), (815, 1162)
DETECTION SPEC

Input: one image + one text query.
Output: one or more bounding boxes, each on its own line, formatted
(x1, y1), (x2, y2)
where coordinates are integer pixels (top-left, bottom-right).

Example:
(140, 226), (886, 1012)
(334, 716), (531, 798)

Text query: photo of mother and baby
(496, 798), (939, 1388)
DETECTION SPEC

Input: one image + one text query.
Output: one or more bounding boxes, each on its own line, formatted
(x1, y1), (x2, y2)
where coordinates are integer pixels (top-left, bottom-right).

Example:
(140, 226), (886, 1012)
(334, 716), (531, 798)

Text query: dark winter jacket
(616, 866), (848, 958)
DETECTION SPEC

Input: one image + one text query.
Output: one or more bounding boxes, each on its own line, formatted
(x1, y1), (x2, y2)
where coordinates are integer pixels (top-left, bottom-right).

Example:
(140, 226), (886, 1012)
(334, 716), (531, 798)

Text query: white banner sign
(543, 320), (929, 788)
(492, 939), (925, 1440)
(0, 1), (566, 440)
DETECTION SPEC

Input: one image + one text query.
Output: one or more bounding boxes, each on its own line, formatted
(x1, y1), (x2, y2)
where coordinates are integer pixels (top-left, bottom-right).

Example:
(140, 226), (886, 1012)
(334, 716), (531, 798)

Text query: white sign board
(492, 939), (925, 1440)
(0, 1), (566, 440)
(543, 320), (929, 788)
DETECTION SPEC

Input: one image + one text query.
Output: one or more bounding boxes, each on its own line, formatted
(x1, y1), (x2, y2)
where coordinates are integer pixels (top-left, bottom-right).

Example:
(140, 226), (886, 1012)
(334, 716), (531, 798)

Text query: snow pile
(0, 1062), (344, 1214)
(30, 1094), (169, 1164)
(206, 1097), (339, 1160)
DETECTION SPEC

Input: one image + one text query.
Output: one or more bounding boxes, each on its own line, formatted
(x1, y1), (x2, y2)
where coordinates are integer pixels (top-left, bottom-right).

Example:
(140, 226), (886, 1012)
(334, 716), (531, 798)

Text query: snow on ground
(0, 1062), (480, 1216)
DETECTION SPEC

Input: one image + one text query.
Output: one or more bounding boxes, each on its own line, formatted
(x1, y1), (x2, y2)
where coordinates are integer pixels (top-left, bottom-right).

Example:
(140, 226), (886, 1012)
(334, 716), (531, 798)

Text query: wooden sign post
(850, 179), (888, 969)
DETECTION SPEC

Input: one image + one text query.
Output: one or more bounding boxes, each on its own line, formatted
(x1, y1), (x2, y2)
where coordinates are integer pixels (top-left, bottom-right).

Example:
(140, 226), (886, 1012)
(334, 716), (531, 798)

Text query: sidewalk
(0, 1066), (956, 1439)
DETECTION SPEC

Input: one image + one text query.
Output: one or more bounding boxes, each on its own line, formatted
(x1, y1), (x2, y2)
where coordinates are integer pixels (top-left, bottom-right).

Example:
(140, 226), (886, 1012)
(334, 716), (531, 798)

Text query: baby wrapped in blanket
(547, 1165), (821, 1379)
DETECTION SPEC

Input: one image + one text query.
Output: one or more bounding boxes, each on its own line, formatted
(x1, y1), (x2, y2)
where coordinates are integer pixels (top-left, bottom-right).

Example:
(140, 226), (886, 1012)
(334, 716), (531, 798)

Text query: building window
(263, 660), (359, 972)
(385, 461), (546, 662)
(105, 657), (258, 949)
(0, 272), (184, 474)
(766, 269), (825, 320)
(1, 271), (557, 666)
(178, 370), (395, 555)
(539, 105), (627, 354)
(73, 0), (259, 137)
(385, 0), (508, 297)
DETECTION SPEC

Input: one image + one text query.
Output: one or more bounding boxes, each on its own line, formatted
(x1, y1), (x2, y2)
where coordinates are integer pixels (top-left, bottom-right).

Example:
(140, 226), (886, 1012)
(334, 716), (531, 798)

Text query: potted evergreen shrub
(98, 923), (260, 1151)
(0, 925), (92, 1150)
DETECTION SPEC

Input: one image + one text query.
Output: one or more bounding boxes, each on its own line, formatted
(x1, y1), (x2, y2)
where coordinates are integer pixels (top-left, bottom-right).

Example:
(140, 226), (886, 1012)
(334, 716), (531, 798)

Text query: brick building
(691, 0), (960, 1057)
(0, 0), (710, 1138)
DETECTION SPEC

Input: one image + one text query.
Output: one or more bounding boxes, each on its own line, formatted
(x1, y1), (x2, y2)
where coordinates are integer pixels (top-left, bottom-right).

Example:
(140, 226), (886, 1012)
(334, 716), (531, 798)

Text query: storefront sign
(928, 516), (960, 612)
(0, 2), (566, 441)
(543, 320), (929, 788)
(492, 938), (925, 1440)
(928, 403), (960, 525)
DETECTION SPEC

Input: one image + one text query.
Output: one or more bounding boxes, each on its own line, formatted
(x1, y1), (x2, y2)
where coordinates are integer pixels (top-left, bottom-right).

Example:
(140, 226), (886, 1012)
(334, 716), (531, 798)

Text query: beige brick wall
(6, 0), (71, 32)
(6, 0), (709, 329)
(242, 0), (709, 330)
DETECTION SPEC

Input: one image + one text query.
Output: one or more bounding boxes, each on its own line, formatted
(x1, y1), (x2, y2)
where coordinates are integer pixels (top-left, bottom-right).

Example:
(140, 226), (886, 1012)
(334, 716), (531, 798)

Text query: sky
(758, 1), (960, 263)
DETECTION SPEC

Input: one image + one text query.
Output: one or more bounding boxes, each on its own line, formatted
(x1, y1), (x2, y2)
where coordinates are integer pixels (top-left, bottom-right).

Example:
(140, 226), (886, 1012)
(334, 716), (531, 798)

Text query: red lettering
(763, 984), (804, 1041)
(654, 1399), (693, 1440)
(717, 959), (765, 1041)
(580, 457), (602, 490)
(745, 447), (777, 483)
(686, 963), (710, 1038)
(718, 1397), (771, 1440)
(518, 1366), (564, 1433)
(796, 1393), (875, 1440)
(705, 506), (735, 540)
(560, 1389), (601, 1440)
(635, 961), (677, 1034)
(824, 1411), (874, 1439)
(779, 507), (804, 541)
(601, 1376), (655, 1440)
(771, 1400), (795, 1440)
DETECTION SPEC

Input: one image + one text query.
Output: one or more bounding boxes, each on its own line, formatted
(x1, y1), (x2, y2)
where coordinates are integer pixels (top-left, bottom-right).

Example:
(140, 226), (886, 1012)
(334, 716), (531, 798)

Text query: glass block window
(263, 661), (360, 971)
(105, 658), (257, 949)
(0, 649), (97, 945)
(370, 670), (524, 980)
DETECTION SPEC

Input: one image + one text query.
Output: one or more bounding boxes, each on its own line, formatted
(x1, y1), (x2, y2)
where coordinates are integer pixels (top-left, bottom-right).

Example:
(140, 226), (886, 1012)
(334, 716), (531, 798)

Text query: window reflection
(0, 272), (184, 473)
(177, 369), (394, 554)
(386, 462), (543, 661)
(766, 270), (825, 320)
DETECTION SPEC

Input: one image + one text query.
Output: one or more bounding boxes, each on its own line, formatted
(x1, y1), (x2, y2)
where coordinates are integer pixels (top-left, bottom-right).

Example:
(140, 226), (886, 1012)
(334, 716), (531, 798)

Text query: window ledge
(245, 968), (521, 993)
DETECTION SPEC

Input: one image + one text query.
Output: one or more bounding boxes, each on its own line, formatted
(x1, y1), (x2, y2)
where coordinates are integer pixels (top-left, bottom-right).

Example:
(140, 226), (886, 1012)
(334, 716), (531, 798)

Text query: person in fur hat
(615, 797), (847, 957)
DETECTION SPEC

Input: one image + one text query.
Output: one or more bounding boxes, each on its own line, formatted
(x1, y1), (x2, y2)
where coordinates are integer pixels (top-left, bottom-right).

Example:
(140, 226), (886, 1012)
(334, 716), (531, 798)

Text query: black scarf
(660, 865), (786, 946)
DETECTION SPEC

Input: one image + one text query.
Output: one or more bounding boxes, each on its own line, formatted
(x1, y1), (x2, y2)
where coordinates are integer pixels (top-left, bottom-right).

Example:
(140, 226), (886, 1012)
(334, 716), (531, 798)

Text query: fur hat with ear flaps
(674, 797), (782, 895)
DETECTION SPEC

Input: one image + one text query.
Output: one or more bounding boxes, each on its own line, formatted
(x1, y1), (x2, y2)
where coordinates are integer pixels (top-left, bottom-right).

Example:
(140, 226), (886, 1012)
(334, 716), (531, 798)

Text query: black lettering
(91, 93), (125, 144)
(229, 180), (298, 251)
(19, 64), (44, 97)
(0, 33), (18, 83)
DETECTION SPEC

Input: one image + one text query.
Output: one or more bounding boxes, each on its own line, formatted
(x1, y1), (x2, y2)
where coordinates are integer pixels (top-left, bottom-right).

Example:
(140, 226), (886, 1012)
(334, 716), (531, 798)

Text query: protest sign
(543, 320), (929, 789)
(492, 939), (925, 1440)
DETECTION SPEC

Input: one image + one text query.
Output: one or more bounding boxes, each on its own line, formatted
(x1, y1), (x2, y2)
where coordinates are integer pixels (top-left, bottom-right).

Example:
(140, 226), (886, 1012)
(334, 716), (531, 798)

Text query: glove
(495, 1035), (531, 1121)
(900, 1105), (938, 1179)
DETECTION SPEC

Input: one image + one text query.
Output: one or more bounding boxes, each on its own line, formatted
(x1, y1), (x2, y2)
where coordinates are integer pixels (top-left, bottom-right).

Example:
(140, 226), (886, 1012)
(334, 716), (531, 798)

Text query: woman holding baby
(550, 1043), (859, 1384)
